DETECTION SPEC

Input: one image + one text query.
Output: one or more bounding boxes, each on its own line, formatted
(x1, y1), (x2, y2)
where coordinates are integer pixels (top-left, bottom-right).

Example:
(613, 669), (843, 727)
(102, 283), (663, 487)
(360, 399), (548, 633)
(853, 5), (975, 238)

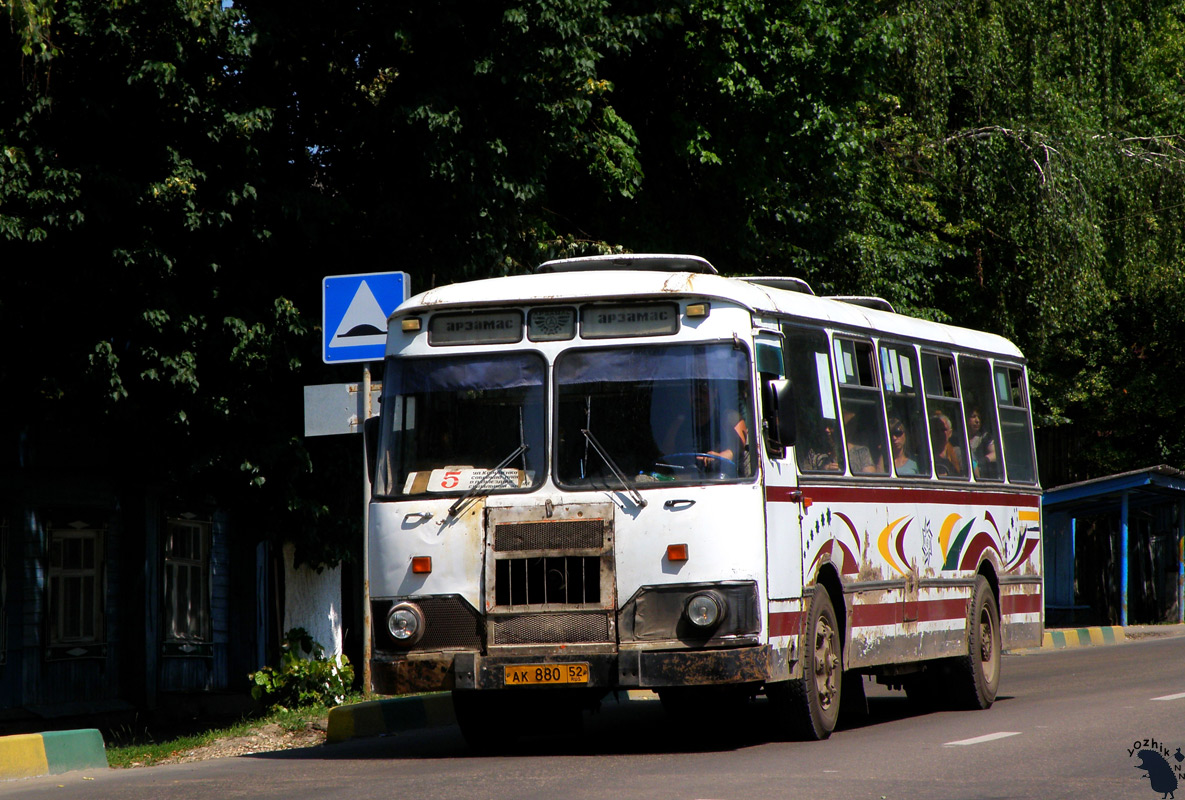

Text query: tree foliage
(5, 0), (1185, 556)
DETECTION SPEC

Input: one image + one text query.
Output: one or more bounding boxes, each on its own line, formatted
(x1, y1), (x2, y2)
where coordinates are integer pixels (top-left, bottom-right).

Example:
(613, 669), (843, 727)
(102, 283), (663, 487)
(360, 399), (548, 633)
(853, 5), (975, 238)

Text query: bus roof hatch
(535, 253), (718, 275)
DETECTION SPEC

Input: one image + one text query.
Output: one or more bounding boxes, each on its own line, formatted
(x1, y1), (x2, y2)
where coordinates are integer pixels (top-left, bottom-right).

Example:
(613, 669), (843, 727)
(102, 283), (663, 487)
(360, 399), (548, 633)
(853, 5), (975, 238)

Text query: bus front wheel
(770, 586), (842, 740)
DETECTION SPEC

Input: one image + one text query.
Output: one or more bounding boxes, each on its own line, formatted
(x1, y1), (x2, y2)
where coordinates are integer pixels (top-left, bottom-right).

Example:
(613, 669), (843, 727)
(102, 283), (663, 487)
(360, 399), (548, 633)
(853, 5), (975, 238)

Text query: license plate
(504, 663), (590, 686)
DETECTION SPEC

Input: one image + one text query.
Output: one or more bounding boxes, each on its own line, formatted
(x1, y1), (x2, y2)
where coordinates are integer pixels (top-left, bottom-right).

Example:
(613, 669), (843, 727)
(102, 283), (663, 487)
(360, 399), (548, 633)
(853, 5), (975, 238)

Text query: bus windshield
(555, 342), (754, 489)
(375, 352), (547, 498)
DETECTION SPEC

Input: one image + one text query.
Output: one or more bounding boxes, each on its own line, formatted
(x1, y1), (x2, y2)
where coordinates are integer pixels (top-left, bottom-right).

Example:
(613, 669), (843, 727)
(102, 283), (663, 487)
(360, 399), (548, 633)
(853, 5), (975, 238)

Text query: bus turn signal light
(401, 317), (422, 332)
(411, 556), (432, 574)
(666, 543), (689, 562)
(789, 490), (813, 509)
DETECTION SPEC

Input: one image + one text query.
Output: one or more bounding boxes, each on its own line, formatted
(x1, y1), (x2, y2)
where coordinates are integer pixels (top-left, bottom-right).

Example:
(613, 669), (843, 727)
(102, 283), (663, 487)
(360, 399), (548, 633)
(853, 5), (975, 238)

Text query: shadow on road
(242, 682), (1014, 762)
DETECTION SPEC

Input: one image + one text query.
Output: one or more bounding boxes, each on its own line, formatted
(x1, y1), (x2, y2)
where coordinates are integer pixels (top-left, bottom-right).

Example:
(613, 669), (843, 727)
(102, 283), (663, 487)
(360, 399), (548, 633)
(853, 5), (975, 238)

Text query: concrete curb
(0, 728), (107, 780)
(326, 693), (456, 744)
(1042, 626), (1125, 649)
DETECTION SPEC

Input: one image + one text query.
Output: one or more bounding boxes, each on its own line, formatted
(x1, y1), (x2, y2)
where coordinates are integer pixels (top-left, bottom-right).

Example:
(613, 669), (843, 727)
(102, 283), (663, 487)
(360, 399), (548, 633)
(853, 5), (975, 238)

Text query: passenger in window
(802, 417), (843, 471)
(966, 406), (999, 479)
(841, 410), (881, 473)
(930, 412), (963, 476)
(888, 417), (919, 475)
(801, 412), (880, 474)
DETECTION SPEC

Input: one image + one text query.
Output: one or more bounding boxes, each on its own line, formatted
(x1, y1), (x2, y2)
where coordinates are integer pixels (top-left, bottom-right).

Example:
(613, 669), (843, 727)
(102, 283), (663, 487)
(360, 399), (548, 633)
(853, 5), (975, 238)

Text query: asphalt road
(5, 634), (1184, 800)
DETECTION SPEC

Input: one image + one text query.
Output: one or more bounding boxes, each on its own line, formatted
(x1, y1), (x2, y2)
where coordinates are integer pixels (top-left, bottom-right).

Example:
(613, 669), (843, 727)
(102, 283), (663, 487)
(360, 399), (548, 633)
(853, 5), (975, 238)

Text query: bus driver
(658, 381), (749, 475)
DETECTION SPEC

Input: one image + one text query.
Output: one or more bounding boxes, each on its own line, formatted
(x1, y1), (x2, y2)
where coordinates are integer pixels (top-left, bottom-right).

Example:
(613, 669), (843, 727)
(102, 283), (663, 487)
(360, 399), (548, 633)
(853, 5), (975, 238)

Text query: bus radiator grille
(490, 612), (611, 645)
(493, 519), (605, 552)
(494, 555), (601, 606)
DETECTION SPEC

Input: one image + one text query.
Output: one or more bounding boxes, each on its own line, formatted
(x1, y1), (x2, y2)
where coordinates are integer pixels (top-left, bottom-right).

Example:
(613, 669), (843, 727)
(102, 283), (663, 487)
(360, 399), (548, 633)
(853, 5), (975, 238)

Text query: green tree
(9, 0), (1185, 525)
(0, 0), (341, 556)
(882, 0), (1185, 474)
(237, 0), (655, 284)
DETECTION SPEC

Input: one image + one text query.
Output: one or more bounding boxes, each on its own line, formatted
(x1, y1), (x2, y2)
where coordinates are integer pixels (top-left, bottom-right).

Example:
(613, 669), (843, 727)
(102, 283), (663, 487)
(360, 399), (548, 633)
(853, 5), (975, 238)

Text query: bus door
(754, 330), (802, 605)
(777, 326), (850, 631)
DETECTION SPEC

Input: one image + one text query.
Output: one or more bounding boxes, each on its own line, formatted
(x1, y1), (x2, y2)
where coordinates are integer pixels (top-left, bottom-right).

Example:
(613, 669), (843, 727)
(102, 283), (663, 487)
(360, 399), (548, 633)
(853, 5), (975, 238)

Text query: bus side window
(958, 356), (1004, 482)
(994, 364), (1038, 484)
(783, 326), (845, 474)
(922, 352), (970, 480)
(834, 338), (890, 475)
(880, 343), (930, 478)
(756, 340), (789, 456)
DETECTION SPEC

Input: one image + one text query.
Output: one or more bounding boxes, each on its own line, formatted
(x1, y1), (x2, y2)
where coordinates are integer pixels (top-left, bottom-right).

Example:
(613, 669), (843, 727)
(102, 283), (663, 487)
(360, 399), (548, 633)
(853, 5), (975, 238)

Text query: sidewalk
(1038, 622), (1185, 650)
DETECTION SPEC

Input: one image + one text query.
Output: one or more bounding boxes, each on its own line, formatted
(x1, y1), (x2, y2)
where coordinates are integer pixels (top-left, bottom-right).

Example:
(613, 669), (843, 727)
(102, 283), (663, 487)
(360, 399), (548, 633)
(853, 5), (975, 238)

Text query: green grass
(106, 719), (262, 768)
(104, 694), (364, 769)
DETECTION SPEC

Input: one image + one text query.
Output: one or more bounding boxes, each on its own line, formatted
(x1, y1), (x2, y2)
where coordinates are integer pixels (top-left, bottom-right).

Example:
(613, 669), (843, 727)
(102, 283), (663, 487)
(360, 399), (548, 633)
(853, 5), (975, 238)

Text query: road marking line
(944, 732), (1021, 746)
(1152, 692), (1185, 701)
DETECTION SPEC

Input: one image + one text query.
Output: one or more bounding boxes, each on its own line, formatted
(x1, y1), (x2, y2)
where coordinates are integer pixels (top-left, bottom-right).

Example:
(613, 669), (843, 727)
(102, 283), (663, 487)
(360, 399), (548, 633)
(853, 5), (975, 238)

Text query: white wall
(282, 541), (343, 657)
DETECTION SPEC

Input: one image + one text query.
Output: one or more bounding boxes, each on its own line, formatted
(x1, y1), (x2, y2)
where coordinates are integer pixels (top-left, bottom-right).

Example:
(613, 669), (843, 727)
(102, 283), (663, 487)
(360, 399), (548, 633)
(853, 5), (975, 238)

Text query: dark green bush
(250, 628), (354, 711)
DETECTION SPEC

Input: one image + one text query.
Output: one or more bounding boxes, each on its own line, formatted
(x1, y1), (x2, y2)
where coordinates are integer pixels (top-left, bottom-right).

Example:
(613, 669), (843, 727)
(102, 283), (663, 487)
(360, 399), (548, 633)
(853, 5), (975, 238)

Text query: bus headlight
(685, 592), (725, 629)
(387, 602), (425, 645)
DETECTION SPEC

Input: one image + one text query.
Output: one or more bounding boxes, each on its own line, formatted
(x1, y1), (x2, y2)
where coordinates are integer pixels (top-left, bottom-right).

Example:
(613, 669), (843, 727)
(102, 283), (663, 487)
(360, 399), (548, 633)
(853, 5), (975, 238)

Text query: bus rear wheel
(951, 575), (1001, 710)
(770, 586), (842, 740)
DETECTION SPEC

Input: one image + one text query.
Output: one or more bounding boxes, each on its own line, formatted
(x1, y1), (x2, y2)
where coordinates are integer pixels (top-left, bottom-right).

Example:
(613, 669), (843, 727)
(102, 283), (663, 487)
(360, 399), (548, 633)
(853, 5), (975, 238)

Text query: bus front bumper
(371, 645), (773, 695)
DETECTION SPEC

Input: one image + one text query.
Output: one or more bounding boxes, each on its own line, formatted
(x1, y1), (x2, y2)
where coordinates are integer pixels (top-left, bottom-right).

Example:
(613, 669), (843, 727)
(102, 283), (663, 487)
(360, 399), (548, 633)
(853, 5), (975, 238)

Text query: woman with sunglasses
(888, 417), (919, 476)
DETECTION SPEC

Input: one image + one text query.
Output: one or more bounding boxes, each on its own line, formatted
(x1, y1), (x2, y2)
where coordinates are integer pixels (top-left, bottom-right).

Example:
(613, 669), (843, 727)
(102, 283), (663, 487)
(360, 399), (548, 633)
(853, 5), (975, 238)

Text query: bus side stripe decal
(850, 598), (969, 628)
(938, 514), (960, 561)
(1000, 592), (1042, 616)
(958, 532), (1000, 571)
(942, 520), (976, 570)
(766, 486), (1041, 507)
(769, 611), (801, 637)
(846, 590), (1041, 629)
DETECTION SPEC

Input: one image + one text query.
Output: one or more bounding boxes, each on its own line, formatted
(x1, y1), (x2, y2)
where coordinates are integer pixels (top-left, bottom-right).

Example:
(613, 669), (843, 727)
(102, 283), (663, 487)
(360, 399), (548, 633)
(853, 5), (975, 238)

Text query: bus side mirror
(762, 378), (796, 452)
(775, 380), (796, 448)
(363, 415), (380, 487)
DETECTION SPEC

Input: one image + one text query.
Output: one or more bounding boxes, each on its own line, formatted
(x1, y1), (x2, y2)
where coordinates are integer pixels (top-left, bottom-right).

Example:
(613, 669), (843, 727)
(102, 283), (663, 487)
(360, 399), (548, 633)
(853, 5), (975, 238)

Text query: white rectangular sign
(303, 382), (382, 437)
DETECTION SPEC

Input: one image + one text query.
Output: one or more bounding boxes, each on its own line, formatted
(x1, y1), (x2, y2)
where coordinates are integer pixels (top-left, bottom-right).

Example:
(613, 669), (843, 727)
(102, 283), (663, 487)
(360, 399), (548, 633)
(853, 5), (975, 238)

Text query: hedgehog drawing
(1135, 750), (1178, 799)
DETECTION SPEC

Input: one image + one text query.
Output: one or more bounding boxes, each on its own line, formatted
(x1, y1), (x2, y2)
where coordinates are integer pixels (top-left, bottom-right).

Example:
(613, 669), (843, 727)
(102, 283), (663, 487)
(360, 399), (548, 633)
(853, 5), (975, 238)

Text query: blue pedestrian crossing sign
(322, 271), (410, 364)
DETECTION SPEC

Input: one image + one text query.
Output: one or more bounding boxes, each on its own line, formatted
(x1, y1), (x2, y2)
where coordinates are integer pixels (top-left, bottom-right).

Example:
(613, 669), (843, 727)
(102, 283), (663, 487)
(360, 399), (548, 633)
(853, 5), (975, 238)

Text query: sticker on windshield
(403, 468), (535, 494)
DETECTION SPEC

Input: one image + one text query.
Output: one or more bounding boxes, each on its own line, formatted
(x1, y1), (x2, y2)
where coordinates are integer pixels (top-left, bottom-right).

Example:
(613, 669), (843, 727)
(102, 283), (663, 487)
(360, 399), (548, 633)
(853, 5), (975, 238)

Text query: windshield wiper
(580, 428), (647, 509)
(444, 442), (529, 522)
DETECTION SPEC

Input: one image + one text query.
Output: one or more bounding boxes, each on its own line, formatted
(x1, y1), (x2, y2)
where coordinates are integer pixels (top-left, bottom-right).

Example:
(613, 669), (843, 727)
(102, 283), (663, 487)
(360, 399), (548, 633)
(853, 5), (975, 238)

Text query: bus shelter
(1042, 465), (1185, 627)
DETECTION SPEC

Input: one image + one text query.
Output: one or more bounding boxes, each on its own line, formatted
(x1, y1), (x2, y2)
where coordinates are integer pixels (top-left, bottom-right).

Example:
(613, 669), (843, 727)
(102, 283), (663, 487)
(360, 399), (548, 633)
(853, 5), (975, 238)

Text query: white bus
(368, 254), (1042, 743)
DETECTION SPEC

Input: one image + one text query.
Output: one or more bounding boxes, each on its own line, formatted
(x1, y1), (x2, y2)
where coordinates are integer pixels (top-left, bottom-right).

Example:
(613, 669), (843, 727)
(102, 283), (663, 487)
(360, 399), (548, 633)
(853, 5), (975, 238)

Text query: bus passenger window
(958, 356), (1004, 482)
(922, 352), (969, 480)
(834, 338), (889, 475)
(783, 327), (845, 474)
(880, 343), (930, 478)
(994, 365), (1037, 484)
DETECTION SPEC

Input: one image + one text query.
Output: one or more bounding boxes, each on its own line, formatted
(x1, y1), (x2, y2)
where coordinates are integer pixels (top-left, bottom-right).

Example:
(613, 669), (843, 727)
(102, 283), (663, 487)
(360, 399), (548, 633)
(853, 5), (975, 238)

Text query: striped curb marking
(327, 693), (457, 743)
(0, 729), (107, 780)
(1042, 626), (1125, 649)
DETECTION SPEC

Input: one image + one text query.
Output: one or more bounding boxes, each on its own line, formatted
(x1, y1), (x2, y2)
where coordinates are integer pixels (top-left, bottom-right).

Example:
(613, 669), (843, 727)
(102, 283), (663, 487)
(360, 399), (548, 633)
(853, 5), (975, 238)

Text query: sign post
(315, 271), (410, 696)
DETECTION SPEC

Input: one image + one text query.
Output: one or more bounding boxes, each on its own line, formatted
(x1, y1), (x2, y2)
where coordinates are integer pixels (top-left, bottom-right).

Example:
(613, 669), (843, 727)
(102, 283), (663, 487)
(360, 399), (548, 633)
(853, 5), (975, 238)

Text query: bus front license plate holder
(505, 663), (590, 686)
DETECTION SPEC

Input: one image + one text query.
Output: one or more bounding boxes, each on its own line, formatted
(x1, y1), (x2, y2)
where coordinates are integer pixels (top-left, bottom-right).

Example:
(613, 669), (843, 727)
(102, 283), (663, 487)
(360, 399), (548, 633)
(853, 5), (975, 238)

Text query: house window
(163, 518), (211, 648)
(48, 522), (105, 651)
